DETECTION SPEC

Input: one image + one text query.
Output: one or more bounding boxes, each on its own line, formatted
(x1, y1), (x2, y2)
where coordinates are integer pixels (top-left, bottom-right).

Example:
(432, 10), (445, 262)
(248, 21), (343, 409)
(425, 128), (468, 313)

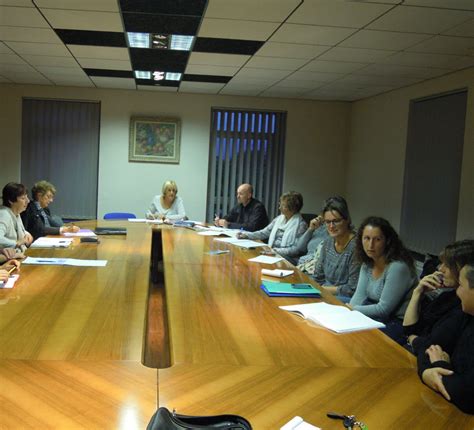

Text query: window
(206, 108), (286, 222)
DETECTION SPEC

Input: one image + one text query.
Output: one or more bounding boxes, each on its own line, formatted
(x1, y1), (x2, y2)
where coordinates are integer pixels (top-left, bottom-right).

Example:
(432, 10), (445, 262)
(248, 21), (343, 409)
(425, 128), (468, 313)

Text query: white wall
(347, 67), (474, 239)
(0, 84), (350, 221)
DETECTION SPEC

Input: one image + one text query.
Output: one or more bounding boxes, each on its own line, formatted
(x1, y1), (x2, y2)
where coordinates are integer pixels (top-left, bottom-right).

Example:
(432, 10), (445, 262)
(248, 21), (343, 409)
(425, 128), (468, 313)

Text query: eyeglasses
(324, 218), (344, 226)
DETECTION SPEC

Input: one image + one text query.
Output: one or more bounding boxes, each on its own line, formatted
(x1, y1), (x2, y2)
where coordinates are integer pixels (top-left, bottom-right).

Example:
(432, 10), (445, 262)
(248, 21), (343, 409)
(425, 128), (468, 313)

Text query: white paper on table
(261, 269), (294, 277)
(63, 229), (96, 237)
(146, 219), (164, 224)
(30, 238), (73, 248)
(214, 237), (241, 244)
(23, 257), (107, 267)
(248, 255), (284, 264)
(0, 274), (20, 289)
(128, 218), (148, 223)
(232, 240), (266, 249)
(281, 416), (321, 430)
(198, 230), (225, 236)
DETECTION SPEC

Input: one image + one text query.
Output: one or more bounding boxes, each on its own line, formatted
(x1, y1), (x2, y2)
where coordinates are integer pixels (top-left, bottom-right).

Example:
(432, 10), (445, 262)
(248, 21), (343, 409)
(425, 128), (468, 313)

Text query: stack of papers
(23, 257), (107, 267)
(261, 280), (321, 298)
(279, 302), (385, 333)
(30, 238), (73, 248)
(248, 255), (283, 264)
(261, 269), (294, 278)
(0, 274), (20, 289)
(63, 229), (96, 237)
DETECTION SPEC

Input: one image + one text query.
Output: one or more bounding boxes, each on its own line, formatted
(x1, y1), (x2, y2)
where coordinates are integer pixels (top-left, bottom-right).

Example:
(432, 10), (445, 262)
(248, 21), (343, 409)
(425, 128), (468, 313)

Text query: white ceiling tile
(2, 71), (52, 84)
(443, 18), (474, 37)
(0, 26), (62, 43)
(340, 30), (432, 51)
(224, 81), (271, 91)
(68, 45), (129, 61)
(41, 9), (123, 32)
(288, 0), (392, 27)
(381, 51), (474, 69)
(285, 70), (345, 83)
(77, 58), (131, 70)
(404, 0), (474, 10)
(301, 59), (368, 73)
(49, 77), (94, 87)
(0, 6), (50, 27)
(0, 62), (36, 73)
(406, 35), (474, 56)
(205, 0), (301, 22)
(245, 56), (307, 70)
(220, 87), (262, 96)
(317, 47), (396, 63)
(90, 76), (136, 89)
(0, 74), (13, 82)
(5, 41), (70, 56)
(367, 5), (474, 34)
(198, 18), (279, 41)
(274, 79), (325, 90)
(22, 55), (77, 67)
(0, 42), (12, 53)
(0, 52), (26, 65)
(184, 64), (238, 76)
(304, 89), (355, 101)
(188, 52), (250, 67)
(137, 85), (178, 92)
(356, 63), (451, 78)
(256, 42), (330, 59)
(35, 65), (85, 75)
(228, 75), (281, 86)
(0, 1), (34, 6)
(270, 24), (356, 45)
(234, 67), (291, 79)
(179, 81), (225, 94)
(337, 74), (422, 87)
(260, 86), (308, 97)
(35, 0), (119, 12)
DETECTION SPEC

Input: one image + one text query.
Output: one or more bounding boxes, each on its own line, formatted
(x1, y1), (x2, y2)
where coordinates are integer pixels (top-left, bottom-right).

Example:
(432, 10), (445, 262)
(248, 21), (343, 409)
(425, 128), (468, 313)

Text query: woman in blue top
(350, 216), (418, 343)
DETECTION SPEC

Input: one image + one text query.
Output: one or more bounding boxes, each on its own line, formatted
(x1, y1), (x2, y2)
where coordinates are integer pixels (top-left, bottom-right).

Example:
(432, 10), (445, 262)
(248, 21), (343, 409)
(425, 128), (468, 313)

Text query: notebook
(94, 227), (127, 235)
(279, 302), (385, 333)
(261, 280), (321, 298)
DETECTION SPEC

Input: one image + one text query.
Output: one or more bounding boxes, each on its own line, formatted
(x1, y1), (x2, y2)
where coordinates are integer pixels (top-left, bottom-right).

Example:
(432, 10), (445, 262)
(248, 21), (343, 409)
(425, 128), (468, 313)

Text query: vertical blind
(206, 108), (286, 221)
(21, 98), (100, 219)
(400, 90), (467, 255)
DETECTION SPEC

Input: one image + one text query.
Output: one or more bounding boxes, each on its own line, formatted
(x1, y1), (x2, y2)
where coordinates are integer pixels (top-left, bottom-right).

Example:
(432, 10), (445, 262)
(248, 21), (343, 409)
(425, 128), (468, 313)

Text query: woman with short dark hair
(0, 182), (33, 251)
(21, 180), (79, 240)
(313, 196), (360, 301)
(239, 191), (307, 264)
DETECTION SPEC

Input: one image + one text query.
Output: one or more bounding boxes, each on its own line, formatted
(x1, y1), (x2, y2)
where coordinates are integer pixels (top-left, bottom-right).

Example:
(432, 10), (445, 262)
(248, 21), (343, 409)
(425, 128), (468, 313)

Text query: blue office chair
(103, 212), (137, 220)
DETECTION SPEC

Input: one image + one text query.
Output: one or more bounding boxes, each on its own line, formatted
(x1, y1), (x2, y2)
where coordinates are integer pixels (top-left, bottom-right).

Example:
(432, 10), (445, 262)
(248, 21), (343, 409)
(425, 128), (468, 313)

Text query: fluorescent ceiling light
(170, 35), (194, 51)
(153, 71), (165, 81)
(127, 32), (149, 48)
(135, 71), (151, 79)
(165, 73), (182, 81)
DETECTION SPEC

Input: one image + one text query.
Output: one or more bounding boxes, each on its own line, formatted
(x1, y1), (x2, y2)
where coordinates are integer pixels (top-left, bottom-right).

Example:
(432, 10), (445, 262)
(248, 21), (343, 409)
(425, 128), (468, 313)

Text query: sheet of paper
(23, 257), (107, 267)
(128, 218), (148, 223)
(198, 230), (226, 236)
(261, 268), (294, 277)
(214, 237), (241, 243)
(30, 238), (73, 248)
(232, 240), (266, 249)
(0, 274), (20, 289)
(248, 255), (283, 264)
(63, 229), (97, 237)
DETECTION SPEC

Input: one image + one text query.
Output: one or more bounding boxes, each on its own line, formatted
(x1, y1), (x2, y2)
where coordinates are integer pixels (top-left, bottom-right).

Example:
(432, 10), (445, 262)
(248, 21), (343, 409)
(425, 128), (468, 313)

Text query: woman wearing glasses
(349, 216), (418, 342)
(313, 196), (360, 302)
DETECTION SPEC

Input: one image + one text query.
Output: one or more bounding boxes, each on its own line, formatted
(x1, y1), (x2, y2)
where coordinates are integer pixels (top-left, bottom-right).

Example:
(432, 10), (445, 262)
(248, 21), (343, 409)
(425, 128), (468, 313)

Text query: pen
(7, 266), (17, 275)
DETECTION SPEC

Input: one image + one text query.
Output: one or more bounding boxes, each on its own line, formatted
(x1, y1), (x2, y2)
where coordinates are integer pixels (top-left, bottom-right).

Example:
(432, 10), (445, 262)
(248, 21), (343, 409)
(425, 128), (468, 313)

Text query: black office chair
(103, 212), (136, 220)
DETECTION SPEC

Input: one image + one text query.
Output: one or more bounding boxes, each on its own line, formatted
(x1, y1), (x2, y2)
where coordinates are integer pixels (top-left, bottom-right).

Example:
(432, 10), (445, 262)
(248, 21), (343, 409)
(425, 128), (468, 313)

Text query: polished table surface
(0, 222), (472, 429)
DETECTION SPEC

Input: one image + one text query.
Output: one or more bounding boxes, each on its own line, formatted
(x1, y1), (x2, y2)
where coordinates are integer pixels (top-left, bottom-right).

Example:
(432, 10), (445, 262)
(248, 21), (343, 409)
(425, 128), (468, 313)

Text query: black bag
(146, 407), (252, 429)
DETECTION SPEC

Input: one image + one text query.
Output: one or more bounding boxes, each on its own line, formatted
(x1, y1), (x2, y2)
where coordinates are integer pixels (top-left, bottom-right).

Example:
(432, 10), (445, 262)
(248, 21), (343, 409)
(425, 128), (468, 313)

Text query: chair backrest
(103, 212), (136, 220)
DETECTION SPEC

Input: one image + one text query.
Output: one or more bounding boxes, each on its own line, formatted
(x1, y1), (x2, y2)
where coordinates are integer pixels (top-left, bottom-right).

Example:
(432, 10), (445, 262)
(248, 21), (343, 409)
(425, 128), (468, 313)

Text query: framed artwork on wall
(129, 116), (181, 163)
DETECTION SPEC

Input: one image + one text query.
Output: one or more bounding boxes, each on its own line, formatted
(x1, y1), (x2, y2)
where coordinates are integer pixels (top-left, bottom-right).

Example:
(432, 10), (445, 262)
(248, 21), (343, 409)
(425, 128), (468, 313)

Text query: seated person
(296, 215), (329, 274)
(313, 196), (360, 302)
(413, 263), (474, 414)
(146, 180), (186, 221)
(0, 183), (33, 252)
(349, 217), (418, 342)
(239, 191), (306, 264)
(21, 180), (79, 240)
(214, 183), (268, 232)
(404, 240), (474, 350)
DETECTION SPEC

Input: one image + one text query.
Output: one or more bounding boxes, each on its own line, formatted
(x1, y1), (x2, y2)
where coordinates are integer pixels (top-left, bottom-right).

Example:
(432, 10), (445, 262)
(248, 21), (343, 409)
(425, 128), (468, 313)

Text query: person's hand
(24, 232), (33, 246)
(422, 367), (453, 400)
(414, 271), (443, 295)
(309, 215), (323, 231)
(236, 232), (247, 239)
(426, 344), (450, 364)
(61, 225), (80, 234)
(407, 334), (418, 346)
(0, 269), (9, 282)
(1, 248), (17, 260)
(217, 219), (229, 228)
(2, 260), (21, 272)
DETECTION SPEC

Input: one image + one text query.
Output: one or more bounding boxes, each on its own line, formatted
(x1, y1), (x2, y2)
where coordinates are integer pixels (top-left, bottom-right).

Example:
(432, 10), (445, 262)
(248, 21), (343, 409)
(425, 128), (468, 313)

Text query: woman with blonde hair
(146, 180), (186, 221)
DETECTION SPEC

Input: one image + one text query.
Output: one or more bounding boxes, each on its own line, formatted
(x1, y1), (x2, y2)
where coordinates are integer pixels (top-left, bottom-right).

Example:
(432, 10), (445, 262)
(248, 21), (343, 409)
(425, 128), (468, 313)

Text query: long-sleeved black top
(223, 198), (269, 232)
(413, 309), (474, 414)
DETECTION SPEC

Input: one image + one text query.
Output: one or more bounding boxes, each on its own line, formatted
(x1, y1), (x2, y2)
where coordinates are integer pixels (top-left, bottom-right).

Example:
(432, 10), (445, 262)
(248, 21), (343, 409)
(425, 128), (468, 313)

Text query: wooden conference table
(0, 221), (472, 429)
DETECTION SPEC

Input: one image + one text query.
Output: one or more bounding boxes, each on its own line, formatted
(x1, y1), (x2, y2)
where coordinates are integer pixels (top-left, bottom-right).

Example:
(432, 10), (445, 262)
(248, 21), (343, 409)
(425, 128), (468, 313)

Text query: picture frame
(129, 116), (181, 164)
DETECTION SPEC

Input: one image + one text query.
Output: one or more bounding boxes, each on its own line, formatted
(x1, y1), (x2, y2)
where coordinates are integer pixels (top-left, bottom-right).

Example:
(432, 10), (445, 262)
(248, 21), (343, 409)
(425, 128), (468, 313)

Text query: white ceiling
(0, 0), (473, 101)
